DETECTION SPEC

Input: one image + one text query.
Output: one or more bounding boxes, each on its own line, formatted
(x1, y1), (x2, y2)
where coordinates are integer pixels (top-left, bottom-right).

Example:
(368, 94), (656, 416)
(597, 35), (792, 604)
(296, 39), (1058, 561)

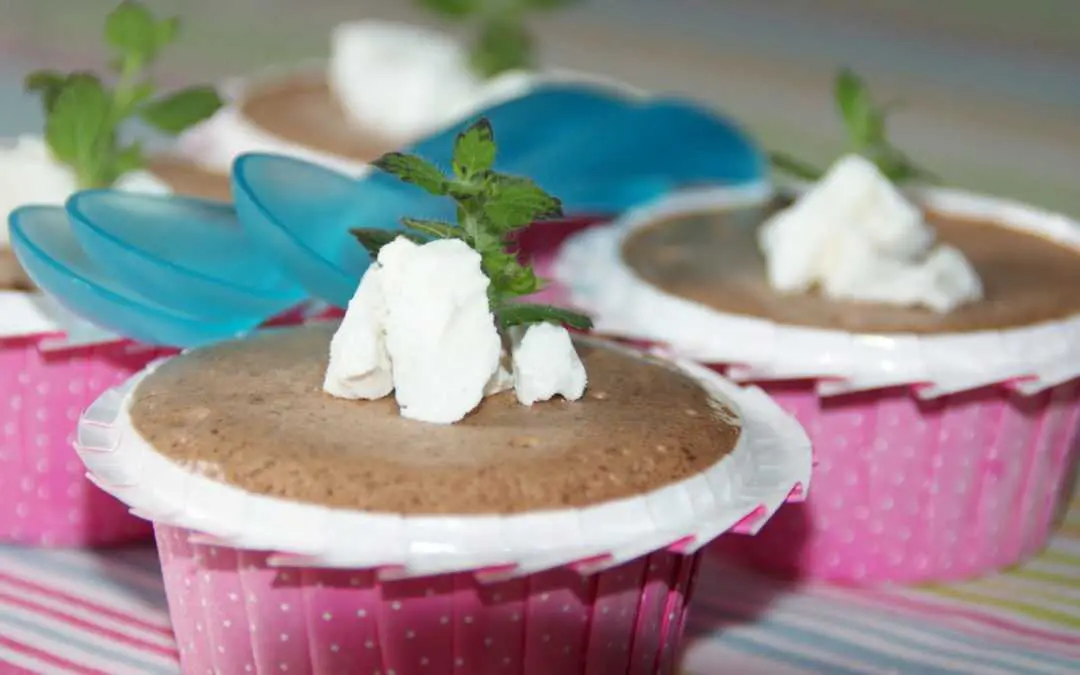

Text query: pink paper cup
(718, 377), (1080, 583)
(0, 333), (169, 547)
(0, 301), (316, 548)
(157, 525), (702, 675)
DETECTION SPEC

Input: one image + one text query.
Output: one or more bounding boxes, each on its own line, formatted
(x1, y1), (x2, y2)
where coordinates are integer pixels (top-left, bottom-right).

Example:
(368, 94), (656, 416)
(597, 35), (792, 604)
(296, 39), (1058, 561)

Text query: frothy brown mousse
(128, 323), (740, 515)
(146, 155), (232, 204)
(0, 248), (32, 291)
(622, 198), (1080, 334)
(0, 157), (231, 291)
(240, 74), (398, 163)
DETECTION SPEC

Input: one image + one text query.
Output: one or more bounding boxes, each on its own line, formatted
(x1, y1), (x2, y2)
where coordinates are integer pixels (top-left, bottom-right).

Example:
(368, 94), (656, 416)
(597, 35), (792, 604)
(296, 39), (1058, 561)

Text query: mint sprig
(769, 68), (937, 184)
(24, 1), (223, 188)
(416, 0), (580, 78)
(350, 116), (592, 333)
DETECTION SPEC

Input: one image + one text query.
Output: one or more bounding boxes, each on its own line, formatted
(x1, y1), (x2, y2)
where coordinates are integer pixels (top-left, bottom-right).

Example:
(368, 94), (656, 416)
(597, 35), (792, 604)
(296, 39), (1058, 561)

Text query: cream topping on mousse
(328, 21), (534, 146)
(323, 237), (587, 424)
(322, 116), (591, 424)
(758, 154), (983, 313)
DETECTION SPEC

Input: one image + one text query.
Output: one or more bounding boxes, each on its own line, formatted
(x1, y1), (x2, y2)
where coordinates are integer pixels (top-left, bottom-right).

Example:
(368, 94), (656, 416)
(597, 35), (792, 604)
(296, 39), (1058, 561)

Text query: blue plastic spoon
(8, 205), (265, 347)
(66, 190), (307, 321)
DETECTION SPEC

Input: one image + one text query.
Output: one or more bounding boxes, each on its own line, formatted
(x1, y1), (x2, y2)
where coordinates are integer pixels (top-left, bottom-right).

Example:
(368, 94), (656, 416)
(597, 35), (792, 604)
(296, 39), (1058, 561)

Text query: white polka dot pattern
(0, 335), (171, 547)
(721, 377), (1080, 583)
(156, 525), (698, 675)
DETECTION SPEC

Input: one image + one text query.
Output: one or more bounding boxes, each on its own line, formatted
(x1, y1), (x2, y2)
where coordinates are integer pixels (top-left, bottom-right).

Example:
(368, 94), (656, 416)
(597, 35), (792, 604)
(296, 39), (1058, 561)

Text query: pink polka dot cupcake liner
(715, 378), (1080, 583)
(0, 330), (169, 547)
(157, 525), (702, 675)
(547, 186), (1080, 584)
(0, 297), (323, 549)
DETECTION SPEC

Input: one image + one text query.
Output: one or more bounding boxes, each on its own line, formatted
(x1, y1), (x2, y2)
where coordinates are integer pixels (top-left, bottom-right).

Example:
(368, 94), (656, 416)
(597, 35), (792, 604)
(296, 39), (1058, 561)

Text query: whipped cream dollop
(324, 237), (587, 424)
(758, 154), (983, 313)
(1, 135), (171, 248)
(328, 21), (534, 144)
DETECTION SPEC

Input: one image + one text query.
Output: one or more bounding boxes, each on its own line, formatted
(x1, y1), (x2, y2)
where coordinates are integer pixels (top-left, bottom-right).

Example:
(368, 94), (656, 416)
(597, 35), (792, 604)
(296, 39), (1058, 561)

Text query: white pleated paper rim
(74, 349), (811, 579)
(0, 290), (127, 350)
(554, 184), (1080, 398)
(176, 62), (645, 177)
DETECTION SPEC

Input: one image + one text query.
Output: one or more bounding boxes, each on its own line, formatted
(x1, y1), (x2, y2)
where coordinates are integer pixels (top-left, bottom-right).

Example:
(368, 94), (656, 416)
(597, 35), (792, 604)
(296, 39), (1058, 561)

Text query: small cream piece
(379, 238), (503, 423)
(1, 135), (172, 248)
(324, 235), (590, 423)
(322, 266), (393, 399)
(510, 322), (588, 406)
(324, 237), (502, 424)
(328, 21), (533, 144)
(758, 154), (983, 313)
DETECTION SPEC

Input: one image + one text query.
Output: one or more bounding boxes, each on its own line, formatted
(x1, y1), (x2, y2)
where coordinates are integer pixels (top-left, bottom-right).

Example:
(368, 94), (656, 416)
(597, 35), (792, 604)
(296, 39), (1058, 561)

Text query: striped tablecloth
(1, 500), (1078, 675)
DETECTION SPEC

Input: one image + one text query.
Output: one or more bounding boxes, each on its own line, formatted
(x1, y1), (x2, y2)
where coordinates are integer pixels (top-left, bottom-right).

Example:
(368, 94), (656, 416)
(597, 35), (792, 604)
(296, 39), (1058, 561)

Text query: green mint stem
(111, 59), (140, 119)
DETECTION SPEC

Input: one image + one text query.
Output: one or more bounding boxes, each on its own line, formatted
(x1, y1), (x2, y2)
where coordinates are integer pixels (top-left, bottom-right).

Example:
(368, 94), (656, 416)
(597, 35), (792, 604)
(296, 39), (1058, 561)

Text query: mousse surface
(128, 323), (740, 514)
(622, 199), (1080, 334)
(147, 156), (232, 204)
(240, 75), (397, 163)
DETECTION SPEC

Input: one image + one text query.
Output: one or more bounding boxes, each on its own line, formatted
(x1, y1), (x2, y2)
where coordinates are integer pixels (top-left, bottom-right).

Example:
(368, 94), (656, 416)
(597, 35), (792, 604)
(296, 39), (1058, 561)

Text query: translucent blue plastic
(66, 190), (306, 320)
(8, 206), (264, 347)
(233, 86), (767, 306)
(12, 84), (768, 345)
(231, 153), (434, 307)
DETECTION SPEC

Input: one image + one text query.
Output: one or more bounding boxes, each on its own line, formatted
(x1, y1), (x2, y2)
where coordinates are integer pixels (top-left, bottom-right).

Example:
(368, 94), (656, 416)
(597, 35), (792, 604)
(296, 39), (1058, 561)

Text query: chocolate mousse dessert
(612, 66), (1080, 337)
(553, 68), (1080, 585)
(130, 322), (739, 514)
(192, 3), (604, 174)
(623, 196), (1080, 335)
(238, 71), (397, 164)
(72, 117), (810, 675)
(146, 155), (232, 203)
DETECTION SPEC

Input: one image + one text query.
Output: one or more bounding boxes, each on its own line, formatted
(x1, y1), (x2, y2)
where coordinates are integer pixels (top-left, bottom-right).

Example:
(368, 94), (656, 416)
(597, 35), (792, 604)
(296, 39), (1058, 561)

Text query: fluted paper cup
(0, 292), (169, 546)
(75, 344), (810, 674)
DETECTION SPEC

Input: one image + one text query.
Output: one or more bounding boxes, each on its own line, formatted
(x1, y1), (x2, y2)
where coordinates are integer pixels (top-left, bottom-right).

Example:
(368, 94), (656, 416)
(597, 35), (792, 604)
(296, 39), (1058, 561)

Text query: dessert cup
(1, 155), (249, 547)
(177, 56), (642, 180)
(554, 185), (1080, 583)
(74, 324), (810, 674)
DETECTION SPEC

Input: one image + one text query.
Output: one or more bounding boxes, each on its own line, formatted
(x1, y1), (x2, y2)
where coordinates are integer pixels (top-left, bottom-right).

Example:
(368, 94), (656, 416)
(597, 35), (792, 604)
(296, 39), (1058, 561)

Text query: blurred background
(1, 0), (1077, 213)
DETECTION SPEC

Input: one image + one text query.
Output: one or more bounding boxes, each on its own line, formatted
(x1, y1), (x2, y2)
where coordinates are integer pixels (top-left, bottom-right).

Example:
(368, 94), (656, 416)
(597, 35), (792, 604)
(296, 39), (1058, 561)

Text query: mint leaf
(483, 174), (563, 232)
(470, 17), (533, 78)
(372, 152), (450, 195)
(415, 0), (480, 19)
(139, 86), (223, 134)
(45, 74), (111, 177)
(360, 116), (583, 333)
(452, 118), (496, 179)
(768, 151), (823, 181)
(349, 229), (425, 258)
(29, 1), (218, 188)
(25, 71), (67, 114)
(836, 68), (878, 150)
(111, 142), (144, 177)
(105, 0), (158, 66)
(771, 68), (934, 186)
(495, 303), (593, 331)
(480, 248), (541, 298)
(401, 217), (461, 240)
(869, 146), (939, 184)
(155, 16), (180, 50)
